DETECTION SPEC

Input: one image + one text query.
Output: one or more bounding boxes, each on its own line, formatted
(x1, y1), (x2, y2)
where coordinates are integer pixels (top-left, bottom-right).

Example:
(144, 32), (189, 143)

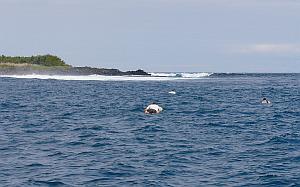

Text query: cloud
(232, 44), (300, 54)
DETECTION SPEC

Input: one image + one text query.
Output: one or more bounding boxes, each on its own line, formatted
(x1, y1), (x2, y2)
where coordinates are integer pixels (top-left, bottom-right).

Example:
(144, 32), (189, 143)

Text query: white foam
(0, 74), (183, 81)
(150, 72), (213, 78)
(0, 72), (213, 81)
(180, 72), (213, 78)
(150, 73), (178, 77)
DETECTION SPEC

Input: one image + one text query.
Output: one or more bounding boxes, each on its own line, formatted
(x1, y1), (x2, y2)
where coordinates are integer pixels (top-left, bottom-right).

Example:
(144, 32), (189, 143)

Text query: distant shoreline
(0, 55), (150, 76)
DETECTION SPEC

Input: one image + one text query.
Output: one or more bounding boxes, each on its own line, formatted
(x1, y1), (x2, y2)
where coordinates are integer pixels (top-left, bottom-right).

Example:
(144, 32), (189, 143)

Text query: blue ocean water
(0, 73), (299, 186)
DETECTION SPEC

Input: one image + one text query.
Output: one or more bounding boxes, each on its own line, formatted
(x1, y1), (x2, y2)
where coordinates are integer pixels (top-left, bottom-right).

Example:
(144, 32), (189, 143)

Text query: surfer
(261, 97), (271, 104)
(144, 102), (163, 114)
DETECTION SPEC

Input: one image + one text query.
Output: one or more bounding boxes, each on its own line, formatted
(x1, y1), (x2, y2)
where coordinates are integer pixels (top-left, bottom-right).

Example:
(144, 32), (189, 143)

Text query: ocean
(0, 73), (299, 186)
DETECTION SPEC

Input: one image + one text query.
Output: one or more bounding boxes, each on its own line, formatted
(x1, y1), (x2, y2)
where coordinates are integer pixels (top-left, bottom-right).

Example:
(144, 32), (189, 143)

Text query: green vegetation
(0, 55), (69, 67)
(0, 54), (149, 76)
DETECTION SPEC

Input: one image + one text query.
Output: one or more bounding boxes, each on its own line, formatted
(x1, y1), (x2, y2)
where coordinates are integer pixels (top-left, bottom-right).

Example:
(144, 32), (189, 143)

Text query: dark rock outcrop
(0, 66), (150, 76)
(0, 55), (150, 76)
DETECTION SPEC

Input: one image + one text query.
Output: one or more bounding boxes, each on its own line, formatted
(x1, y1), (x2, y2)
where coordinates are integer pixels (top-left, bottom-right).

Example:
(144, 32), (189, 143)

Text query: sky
(0, 0), (299, 73)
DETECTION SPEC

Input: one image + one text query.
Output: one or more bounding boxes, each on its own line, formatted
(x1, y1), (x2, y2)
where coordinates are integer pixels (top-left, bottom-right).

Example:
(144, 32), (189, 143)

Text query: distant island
(0, 55), (150, 76)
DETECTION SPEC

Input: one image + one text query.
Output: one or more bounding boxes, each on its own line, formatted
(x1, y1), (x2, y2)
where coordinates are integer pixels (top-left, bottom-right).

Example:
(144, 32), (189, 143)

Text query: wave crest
(150, 72), (213, 78)
(0, 72), (213, 81)
(0, 74), (181, 81)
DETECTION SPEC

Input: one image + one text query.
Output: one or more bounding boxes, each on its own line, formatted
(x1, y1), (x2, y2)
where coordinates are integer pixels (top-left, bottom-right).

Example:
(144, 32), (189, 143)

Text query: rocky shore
(0, 55), (150, 76)
(0, 65), (150, 76)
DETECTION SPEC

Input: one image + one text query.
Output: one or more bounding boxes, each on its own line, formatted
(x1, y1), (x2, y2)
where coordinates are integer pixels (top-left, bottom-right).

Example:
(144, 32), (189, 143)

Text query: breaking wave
(150, 72), (213, 78)
(0, 72), (213, 81)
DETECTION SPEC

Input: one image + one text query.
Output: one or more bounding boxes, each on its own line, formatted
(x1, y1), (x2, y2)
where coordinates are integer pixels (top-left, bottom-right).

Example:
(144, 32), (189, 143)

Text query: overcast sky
(0, 0), (299, 72)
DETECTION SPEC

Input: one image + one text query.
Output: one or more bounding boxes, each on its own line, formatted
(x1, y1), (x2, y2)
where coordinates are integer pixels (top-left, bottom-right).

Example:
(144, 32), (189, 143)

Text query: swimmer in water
(144, 102), (163, 114)
(261, 97), (271, 104)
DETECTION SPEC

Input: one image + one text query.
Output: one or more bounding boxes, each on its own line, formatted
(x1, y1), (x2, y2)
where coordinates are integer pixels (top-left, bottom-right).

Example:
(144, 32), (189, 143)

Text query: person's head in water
(146, 108), (157, 114)
(261, 97), (271, 104)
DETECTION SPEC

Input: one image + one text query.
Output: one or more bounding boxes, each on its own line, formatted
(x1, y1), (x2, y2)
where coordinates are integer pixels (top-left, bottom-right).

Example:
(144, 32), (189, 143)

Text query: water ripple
(0, 74), (299, 186)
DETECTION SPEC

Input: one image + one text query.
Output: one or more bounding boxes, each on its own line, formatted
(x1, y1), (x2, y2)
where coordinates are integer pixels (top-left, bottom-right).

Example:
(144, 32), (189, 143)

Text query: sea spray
(0, 73), (212, 81)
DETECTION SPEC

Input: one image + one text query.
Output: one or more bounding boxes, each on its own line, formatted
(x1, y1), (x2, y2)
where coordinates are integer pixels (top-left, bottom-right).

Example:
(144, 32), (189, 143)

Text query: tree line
(0, 55), (68, 66)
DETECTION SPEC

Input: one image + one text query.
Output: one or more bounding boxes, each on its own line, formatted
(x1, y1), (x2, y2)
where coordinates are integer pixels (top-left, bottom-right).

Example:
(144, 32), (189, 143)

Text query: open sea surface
(0, 73), (299, 186)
